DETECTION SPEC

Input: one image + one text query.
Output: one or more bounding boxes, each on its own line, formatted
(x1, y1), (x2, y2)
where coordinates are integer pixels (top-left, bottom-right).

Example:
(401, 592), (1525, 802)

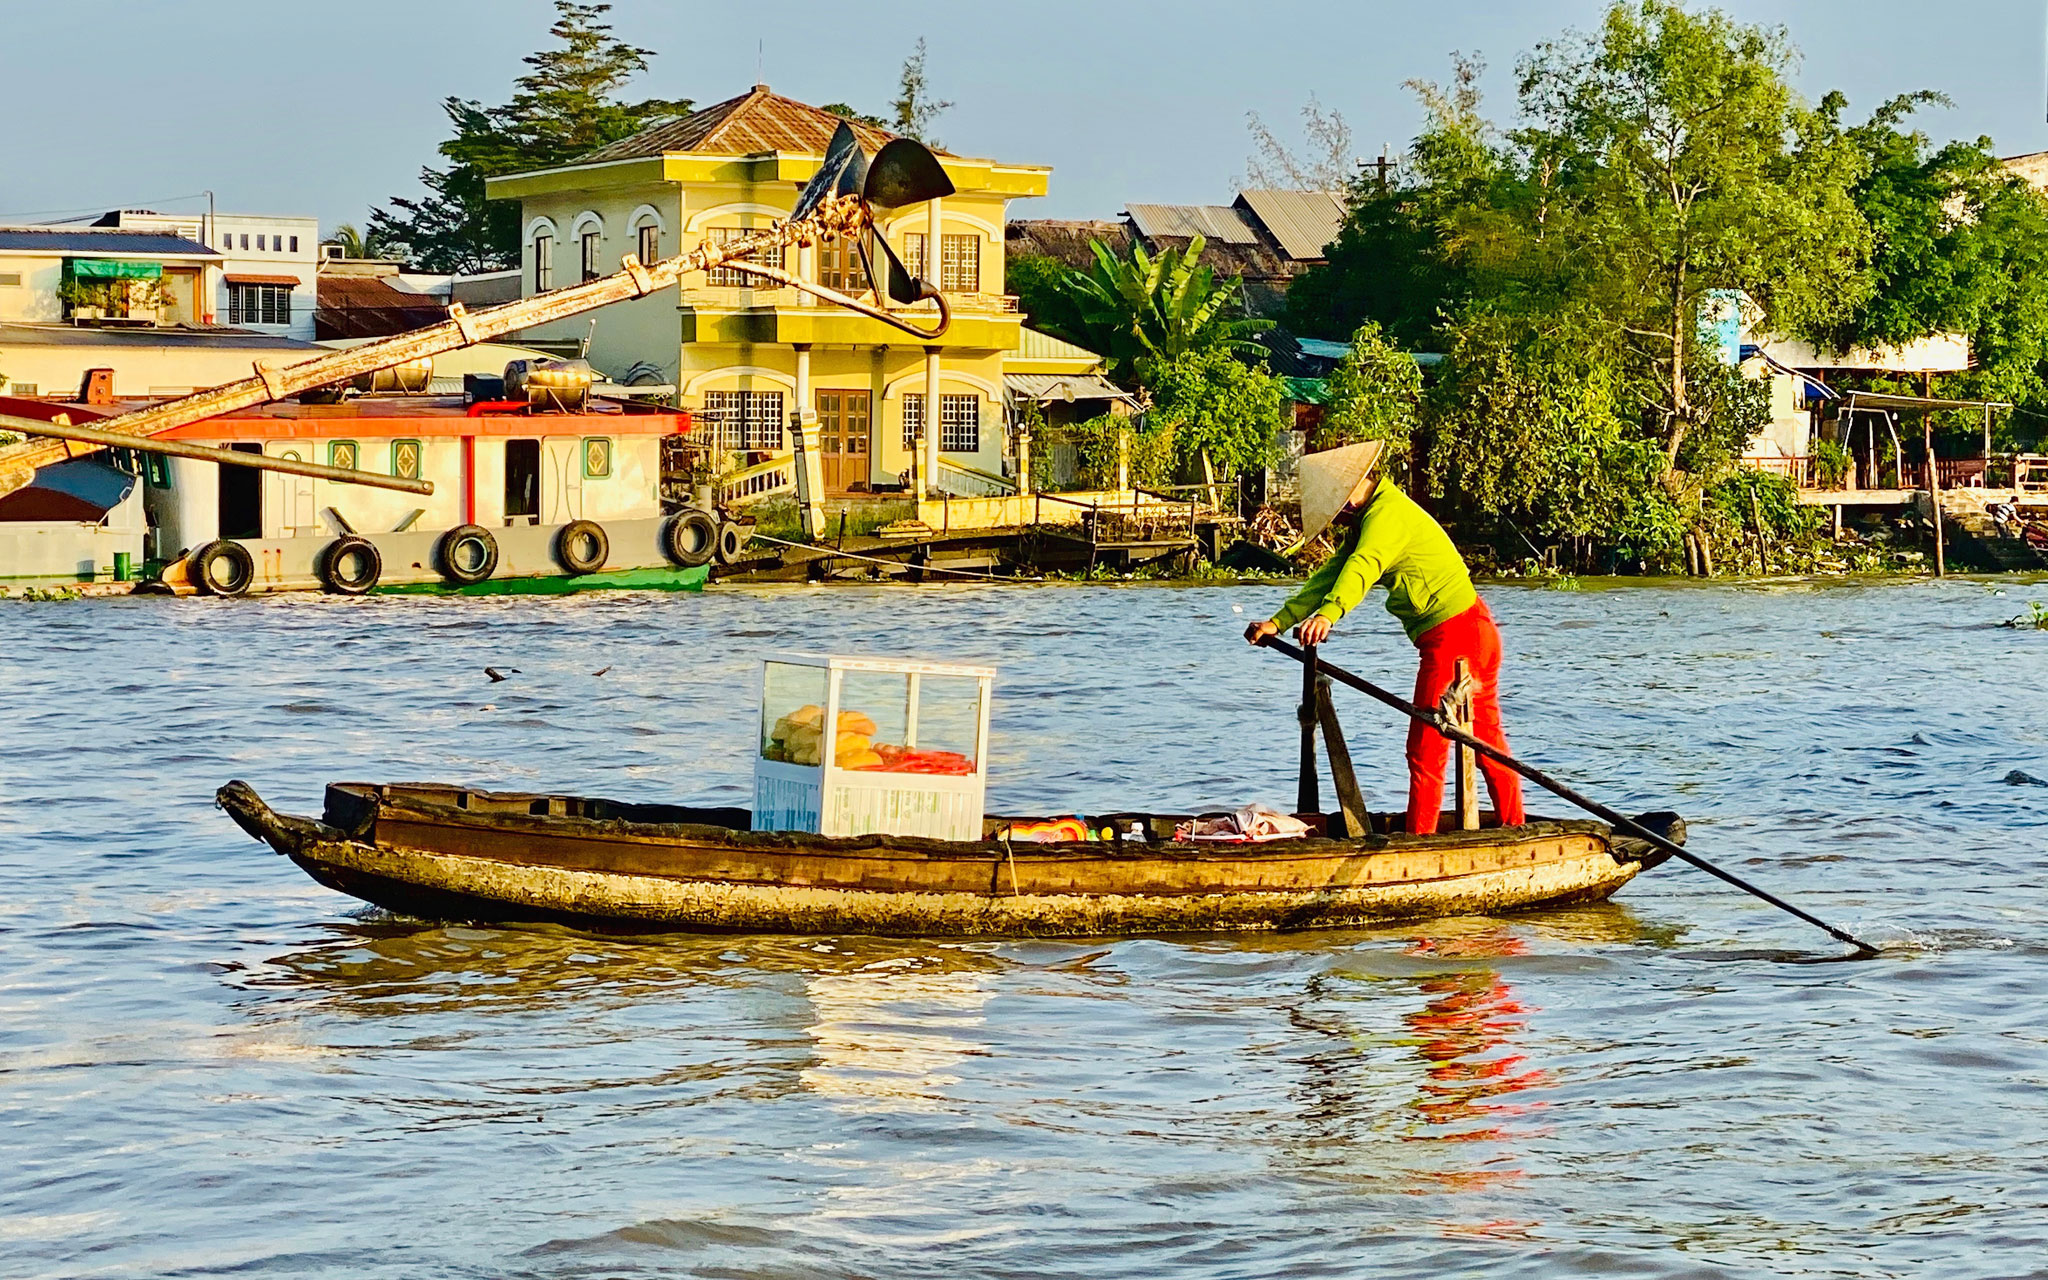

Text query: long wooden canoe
(217, 780), (1682, 937)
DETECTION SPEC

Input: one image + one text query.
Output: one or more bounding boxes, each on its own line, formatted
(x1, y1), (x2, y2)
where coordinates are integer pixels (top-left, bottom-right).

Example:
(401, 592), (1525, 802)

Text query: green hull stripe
(375, 565), (711, 597)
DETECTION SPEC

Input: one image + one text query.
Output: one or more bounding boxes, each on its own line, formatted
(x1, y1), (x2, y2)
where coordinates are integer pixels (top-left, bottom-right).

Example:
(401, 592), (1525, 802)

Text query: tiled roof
(0, 227), (219, 257)
(1233, 189), (1348, 261)
(577, 85), (917, 163)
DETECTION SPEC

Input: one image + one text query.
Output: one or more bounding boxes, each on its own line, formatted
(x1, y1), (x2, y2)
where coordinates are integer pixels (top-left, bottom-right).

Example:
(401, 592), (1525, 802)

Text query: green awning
(1280, 376), (1330, 406)
(66, 259), (162, 281)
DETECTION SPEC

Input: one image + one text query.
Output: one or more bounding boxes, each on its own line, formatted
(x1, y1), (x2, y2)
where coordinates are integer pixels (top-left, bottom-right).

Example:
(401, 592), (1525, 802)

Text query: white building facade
(94, 209), (319, 341)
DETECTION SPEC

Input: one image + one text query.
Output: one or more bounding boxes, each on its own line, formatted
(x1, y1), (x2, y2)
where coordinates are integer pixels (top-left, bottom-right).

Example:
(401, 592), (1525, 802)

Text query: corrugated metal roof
(0, 227), (220, 257)
(1234, 189), (1347, 261)
(1012, 327), (1104, 363)
(578, 85), (917, 163)
(1296, 337), (1353, 360)
(314, 275), (451, 340)
(1004, 373), (1135, 404)
(1123, 203), (1260, 245)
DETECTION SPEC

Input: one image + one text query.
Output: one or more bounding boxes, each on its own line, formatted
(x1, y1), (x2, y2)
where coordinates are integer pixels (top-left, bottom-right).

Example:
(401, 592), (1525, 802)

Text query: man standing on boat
(1244, 441), (1525, 834)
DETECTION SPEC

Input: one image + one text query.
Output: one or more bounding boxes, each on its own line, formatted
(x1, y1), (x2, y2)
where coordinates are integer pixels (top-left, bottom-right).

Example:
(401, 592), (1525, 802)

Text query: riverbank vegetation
(1277, 0), (2048, 573)
(1022, 1), (2048, 576)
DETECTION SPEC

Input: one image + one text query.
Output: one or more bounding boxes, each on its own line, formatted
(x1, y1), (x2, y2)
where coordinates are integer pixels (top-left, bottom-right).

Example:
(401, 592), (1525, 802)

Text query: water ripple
(2, 577), (2047, 1277)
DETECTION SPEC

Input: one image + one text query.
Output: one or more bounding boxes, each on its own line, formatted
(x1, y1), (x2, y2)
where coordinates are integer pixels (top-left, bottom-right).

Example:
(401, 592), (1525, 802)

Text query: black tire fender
(192, 539), (255, 597)
(555, 519), (610, 575)
(435, 524), (499, 584)
(663, 509), (717, 568)
(715, 519), (752, 565)
(318, 535), (383, 595)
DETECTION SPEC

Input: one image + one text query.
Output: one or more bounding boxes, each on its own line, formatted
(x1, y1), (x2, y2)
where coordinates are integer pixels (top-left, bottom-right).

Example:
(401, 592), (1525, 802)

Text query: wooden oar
(1259, 635), (1881, 957)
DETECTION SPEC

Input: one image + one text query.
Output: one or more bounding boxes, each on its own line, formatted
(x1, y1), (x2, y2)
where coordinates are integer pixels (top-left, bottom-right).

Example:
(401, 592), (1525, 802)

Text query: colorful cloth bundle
(1172, 805), (1312, 844)
(1005, 817), (1093, 842)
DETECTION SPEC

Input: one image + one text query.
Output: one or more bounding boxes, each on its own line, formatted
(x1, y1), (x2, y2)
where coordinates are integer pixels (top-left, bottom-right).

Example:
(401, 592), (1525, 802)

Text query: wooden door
(816, 390), (871, 492)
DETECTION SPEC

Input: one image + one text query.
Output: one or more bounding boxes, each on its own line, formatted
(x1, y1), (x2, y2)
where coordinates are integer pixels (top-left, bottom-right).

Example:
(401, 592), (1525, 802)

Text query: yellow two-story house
(486, 85), (1054, 498)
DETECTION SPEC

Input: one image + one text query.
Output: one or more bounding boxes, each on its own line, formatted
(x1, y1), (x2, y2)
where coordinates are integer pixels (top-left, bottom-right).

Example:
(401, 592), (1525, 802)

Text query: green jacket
(1270, 481), (1477, 644)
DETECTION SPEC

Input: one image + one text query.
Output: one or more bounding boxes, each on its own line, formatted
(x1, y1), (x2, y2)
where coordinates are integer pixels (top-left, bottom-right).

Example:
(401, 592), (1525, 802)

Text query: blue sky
(4, 0), (2046, 233)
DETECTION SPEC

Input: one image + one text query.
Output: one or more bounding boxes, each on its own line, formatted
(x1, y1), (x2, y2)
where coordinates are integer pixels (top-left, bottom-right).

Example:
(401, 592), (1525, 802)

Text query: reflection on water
(800, 962), (994, 1112)
(4, 579), (2048, 1278)
(1402, 933), (1546, 1146)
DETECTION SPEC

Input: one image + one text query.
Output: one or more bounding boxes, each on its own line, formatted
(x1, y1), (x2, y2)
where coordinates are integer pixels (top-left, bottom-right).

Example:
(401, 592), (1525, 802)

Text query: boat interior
(325, 782), (1514, 847)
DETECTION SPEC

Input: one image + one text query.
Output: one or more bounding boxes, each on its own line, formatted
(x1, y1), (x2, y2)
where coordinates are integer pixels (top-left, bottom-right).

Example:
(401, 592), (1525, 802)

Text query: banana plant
(1046, 234), (1272, 385)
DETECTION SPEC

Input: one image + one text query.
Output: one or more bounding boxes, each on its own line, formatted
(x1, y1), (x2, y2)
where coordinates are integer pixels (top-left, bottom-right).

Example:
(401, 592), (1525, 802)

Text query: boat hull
(219, 781), (1679, 938)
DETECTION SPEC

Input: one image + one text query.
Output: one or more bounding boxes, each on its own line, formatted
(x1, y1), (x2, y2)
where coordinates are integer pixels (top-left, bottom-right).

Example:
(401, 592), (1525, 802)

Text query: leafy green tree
(1143, 346), (1288, 479)
(1297, 6), (1867, 479)
(368, 2), (690, 272)
(1827, 97), (2048, 449)
(1516, 1), (1867, 471)
(1006, 253), (1077, 337)
(890, 38), (952, 144)
(1285, 57), (1509, 347)
(1423, 308), (1690, 567)
(819, 102), (888, 128)
(1314, 321), (1423, 453)
(1042, 236), (1271, 387)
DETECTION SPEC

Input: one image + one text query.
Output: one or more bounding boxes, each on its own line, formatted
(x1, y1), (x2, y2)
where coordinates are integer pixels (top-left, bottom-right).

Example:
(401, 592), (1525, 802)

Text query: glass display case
(755, 653), (995, 840)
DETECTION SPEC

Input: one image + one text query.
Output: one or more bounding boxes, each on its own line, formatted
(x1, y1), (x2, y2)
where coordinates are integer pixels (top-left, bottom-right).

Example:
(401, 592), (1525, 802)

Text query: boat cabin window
(219, 442), (263, 539)
(504, 439), (540, 524)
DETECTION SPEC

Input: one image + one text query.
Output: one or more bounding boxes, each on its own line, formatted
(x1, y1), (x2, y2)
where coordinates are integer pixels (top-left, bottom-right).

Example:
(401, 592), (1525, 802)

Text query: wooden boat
(217, 780), (1682, 937)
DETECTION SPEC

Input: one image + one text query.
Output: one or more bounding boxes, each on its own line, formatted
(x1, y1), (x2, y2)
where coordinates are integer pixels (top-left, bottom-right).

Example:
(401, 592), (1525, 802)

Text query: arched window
(580, 228), (602, 282)
(636, 219), (660, 265)
(532, 231), (553, 292)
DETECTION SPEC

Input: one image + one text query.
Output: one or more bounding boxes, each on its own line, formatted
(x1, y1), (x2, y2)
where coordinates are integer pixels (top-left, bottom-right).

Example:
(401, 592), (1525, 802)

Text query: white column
(924, 347), (942, 495)
(792, 344), (824, 538)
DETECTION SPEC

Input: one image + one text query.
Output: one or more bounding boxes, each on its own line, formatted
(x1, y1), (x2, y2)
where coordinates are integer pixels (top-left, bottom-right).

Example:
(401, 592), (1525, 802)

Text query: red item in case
(851, 744), (976, 775)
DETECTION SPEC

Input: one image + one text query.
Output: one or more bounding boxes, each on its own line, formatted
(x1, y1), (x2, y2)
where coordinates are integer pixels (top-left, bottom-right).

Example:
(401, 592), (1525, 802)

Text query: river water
(3, 577), (2047, 1279)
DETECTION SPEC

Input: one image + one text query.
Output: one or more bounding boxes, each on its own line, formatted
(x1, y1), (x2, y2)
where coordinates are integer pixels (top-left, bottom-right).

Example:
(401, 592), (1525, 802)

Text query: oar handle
(1256, 634), (1880, 956)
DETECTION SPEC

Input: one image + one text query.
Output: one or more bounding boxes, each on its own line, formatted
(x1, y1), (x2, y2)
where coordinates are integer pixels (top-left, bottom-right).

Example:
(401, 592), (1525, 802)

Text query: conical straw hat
(1298, 440), (1387, 543)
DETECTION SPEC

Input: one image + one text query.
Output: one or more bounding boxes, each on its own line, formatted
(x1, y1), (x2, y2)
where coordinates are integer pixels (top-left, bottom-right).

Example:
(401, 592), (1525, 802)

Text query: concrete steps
(1939, 494), (2048, 571)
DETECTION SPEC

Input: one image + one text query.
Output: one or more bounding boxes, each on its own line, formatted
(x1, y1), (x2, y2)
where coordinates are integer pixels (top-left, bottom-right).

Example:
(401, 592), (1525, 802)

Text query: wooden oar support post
(1444, 658), (1481, 831)
(1294, 644), (1370, 838)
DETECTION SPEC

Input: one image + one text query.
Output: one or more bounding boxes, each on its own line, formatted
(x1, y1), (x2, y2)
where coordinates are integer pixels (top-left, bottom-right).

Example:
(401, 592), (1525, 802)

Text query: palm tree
(330, 223), (391, 260)
(1040, 235), (1271, 387)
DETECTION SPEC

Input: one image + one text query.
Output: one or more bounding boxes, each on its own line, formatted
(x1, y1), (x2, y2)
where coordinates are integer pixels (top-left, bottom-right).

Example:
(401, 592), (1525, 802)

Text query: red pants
(1406, 600), (1524, 834)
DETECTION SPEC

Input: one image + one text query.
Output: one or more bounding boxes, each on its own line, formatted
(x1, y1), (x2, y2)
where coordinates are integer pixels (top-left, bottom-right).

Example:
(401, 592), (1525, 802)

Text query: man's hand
(1296, 615), (1333, 647)
(1244, 620), (1279, 646)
